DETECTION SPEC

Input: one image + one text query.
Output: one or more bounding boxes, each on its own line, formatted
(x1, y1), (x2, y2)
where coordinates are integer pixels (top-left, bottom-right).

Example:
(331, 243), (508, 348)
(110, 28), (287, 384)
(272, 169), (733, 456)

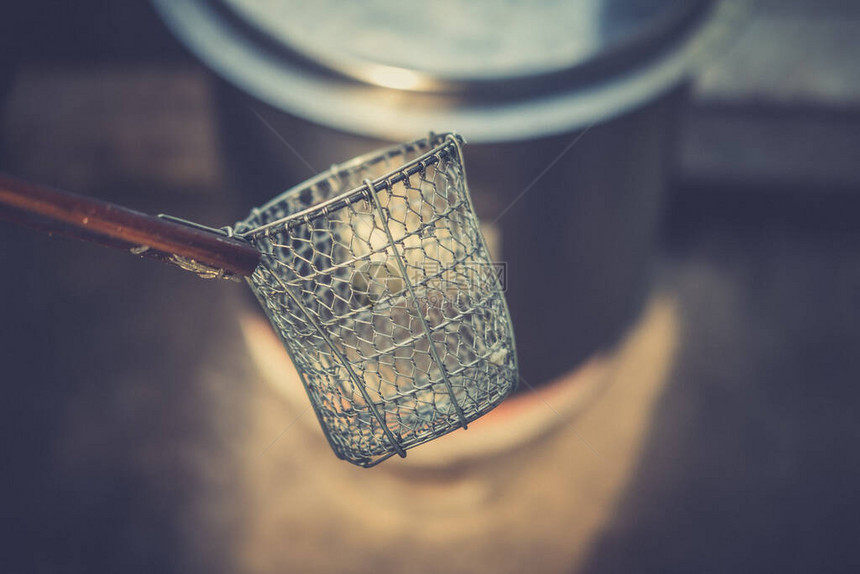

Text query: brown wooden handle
(0, 173), (261, 277)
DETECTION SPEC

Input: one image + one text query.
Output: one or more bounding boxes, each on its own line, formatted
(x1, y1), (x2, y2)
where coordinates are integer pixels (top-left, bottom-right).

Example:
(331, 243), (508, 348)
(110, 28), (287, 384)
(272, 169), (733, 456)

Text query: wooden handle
(0, 173), (261, 278)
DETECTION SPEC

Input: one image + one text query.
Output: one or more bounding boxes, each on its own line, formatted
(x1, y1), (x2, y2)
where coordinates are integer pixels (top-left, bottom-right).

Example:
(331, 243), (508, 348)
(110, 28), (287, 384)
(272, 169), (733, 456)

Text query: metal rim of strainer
(234, 132), (460, 238)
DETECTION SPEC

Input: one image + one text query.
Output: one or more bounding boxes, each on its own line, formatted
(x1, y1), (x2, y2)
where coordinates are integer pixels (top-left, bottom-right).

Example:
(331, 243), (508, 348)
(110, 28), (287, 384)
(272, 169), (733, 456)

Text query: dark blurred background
(1, 1), (859, 573)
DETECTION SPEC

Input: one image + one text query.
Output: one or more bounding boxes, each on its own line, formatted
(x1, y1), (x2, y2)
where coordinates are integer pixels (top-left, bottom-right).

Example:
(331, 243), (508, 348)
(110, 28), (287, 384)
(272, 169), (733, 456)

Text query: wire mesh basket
(233, 133), (518, 466)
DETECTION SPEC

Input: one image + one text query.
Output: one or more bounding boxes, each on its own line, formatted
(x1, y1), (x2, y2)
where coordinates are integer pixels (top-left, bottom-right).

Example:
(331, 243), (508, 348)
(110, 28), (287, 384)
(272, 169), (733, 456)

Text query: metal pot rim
(153, 0), (746, 142)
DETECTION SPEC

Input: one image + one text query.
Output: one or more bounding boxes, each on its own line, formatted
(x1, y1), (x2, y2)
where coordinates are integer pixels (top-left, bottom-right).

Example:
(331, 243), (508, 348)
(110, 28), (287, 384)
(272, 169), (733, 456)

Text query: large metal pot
(154, 0), (741, 385)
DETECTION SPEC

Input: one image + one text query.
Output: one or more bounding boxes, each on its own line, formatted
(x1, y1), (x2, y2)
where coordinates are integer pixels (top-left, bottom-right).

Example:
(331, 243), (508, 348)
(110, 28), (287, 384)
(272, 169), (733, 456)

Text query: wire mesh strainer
(233, 133), (518, 466)
(0, 133), (518, 467)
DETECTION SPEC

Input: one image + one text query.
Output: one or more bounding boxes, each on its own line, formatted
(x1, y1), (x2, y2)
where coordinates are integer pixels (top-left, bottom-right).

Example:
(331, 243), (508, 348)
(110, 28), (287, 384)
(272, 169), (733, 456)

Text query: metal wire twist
(233, 133), (518, 466)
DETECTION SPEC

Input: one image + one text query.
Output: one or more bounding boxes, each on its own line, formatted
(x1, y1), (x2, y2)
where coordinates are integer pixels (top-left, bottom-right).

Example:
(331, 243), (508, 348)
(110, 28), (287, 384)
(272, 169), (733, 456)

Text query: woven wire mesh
(233, 134), (518, 466)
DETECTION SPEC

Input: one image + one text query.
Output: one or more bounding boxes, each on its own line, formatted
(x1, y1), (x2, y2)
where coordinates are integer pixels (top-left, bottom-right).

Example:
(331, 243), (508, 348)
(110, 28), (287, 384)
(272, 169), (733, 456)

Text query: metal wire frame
(233, 133), (518, 466)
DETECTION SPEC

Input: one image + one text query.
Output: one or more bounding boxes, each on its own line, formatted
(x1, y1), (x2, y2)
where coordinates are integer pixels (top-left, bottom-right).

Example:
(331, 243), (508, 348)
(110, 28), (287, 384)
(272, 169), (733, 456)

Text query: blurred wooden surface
(1, 68), (223, 195)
